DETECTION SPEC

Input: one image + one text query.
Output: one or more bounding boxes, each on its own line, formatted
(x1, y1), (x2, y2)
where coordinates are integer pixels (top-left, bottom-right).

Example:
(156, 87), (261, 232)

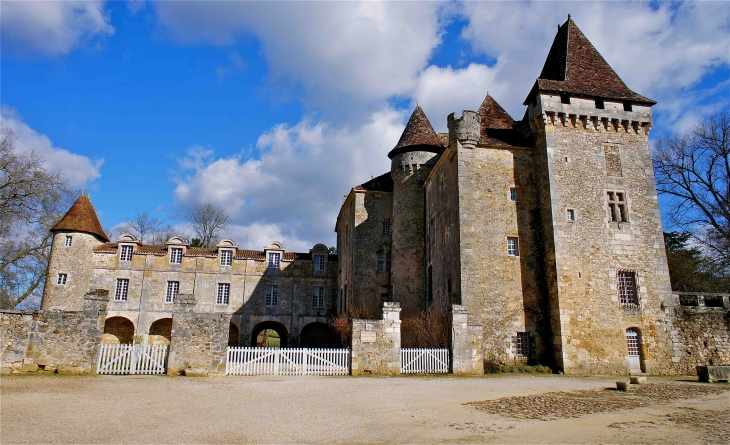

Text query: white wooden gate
(97, 344), (168, 375)
(401, 348), (449, 374)
(226, 347), (350, 376)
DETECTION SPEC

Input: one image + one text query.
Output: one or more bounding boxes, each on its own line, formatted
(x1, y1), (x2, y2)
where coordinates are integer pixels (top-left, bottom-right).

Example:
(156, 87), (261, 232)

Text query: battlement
(447, 110), (480, 147)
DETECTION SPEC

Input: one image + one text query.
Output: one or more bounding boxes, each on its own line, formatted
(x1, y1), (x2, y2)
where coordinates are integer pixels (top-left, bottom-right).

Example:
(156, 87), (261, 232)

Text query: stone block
(57, 366), (87, 375)
(697, 365), (730, 383)
(183, 368), (208, 377)
(630, 376), (647, 384)
(21, 363), (38, 372)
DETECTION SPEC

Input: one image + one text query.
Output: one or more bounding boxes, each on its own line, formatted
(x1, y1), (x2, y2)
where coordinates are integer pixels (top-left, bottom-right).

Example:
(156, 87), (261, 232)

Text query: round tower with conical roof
(389, 105), (444, 317)
(43, 195), (110, 311)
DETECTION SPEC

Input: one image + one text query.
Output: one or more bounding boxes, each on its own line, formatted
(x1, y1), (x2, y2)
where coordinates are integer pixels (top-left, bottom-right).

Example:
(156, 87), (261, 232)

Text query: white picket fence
(226, 347), (350, 376)
(400, 348), (449, 374)
(97, 344), (168, 375)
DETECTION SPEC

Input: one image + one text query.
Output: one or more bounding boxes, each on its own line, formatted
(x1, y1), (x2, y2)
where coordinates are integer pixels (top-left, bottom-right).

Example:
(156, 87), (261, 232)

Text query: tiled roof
(525, 17), (655, 105)
(388, 105), (444, 159)
(92, 243), (336, 262)
(51, 195), (109, 242)
(355, 172), (393, 192)
(478, 95), (534, 147)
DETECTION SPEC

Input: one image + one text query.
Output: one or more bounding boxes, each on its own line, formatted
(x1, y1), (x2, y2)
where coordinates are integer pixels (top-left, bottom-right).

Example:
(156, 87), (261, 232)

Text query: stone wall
(1, 291), (108, 374)
(166, 294), (230, 375)
(451, 305), (484, 374)
(351, 302), (402, 375)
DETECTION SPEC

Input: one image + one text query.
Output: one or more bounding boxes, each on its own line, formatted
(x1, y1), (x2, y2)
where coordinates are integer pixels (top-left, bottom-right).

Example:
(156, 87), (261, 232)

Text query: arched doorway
(251, 321), (288, 348)
(300, 322), (334, 348)
(149, 318), (172, 345)
(228, 323), (240, 347)
(104, 317), (135, 344)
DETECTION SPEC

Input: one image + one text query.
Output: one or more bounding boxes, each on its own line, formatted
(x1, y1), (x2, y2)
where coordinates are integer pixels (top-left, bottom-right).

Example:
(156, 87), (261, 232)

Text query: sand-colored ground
(1, 374), (728, 444)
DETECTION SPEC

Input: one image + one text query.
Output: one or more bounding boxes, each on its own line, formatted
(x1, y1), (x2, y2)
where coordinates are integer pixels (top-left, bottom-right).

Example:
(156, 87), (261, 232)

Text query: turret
(389, 105), (444, 317)
(42, 195), (109, 311)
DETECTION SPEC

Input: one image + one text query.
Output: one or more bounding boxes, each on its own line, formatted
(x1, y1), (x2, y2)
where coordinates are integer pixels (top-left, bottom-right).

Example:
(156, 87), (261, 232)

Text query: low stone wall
(669, 293), (730, 375)
(166, 294), (230, 376)
(351, 302), (402, 375)
(451, 305), (484, 374)
(0, 292), (108, 374)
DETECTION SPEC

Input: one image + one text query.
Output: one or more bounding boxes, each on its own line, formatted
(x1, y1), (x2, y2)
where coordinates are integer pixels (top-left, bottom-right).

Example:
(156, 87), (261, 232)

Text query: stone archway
(103, 316), (135, 344)
(251, 321), (288, 348)
(228, 323), (240, 347)
(149, 318), (172, 345)
(300, 322), (334, 348)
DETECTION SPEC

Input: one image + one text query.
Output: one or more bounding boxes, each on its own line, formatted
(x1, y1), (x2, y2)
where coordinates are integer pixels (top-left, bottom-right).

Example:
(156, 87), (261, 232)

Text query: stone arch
(149, 318), (172, 345)
(251, 321), (288, 348)
(300, 322), (334, 348)
(228, 322), (240, 347)
(103, 316), (135, 344)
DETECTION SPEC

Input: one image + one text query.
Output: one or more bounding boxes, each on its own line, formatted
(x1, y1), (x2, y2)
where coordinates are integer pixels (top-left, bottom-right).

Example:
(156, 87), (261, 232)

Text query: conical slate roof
(477, 94), (533, 147)
(525, 17), (654, 105)
(51, 195), (109, 241)
(388, 105), (444, 159)
(478, 94), (515, 131)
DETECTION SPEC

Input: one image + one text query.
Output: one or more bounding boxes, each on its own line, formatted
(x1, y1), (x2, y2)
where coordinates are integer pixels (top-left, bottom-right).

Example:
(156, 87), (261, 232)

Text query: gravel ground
(1, 374), (728, 444)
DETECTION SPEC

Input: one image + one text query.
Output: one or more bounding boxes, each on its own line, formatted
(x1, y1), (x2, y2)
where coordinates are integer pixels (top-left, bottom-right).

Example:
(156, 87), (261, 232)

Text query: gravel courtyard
(1, 374), (728, 444)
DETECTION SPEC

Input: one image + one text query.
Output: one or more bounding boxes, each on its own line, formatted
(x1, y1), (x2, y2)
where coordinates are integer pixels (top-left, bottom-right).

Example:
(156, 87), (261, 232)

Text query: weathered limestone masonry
(668, 293), (730, 374)
(166, 294), (229, 375)
(1, 291), (108, 374)
(351, 302), (402, 375)
(451, 305), (484, 374)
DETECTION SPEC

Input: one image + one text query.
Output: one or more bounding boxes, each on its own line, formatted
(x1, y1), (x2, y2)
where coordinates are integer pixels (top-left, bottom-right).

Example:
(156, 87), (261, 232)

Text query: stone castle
(36, 17), (729, 375)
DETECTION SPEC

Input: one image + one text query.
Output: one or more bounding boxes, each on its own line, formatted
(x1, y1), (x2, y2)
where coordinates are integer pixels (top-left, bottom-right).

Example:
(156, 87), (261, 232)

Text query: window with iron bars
(514, 332), (530, 361)
(382, 218), (391, 236)
(618, 270), (638, 307)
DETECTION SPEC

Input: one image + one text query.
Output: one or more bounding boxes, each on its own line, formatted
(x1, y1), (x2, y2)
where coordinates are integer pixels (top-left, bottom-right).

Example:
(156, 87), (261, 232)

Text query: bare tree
(653, 112), (730, 269)
(0, 129), (73, 309)
(126, 210), (162, 244)
(151, 225), (190, 245)
(184, 202), (229, 248)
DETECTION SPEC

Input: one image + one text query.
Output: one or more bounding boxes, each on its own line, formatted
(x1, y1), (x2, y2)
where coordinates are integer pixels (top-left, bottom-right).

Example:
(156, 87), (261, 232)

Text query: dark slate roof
(93, 243), (337, 262)
(51, 195), (110, 242)
(388, 105), (444, 159)
(525, 17), (655, 105)
(355, 172), (393, 192)
(478, 95), (534, 147)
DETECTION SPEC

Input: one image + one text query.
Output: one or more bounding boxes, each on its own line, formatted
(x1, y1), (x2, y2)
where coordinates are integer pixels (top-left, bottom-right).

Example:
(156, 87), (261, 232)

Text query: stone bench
(696, 365), (730, 383)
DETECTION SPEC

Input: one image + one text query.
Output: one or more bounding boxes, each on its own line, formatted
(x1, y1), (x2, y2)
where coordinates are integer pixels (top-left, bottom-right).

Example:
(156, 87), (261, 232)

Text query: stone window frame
(382, 218), (392, 236)
(618, 269), (639, 307)
(220, 249), (233, 267)
(507, 237), (519, 257)
(119, 245), (134, 262)
(165, 281), (179, 303)
(606, 190), (629, 223)
(566, 208), (576, 222)
(509, 186), (518, 202)
(114, 278), (129, 301)
(313, 254), (327, 271)
(57, 273), (67, 285)
(265, 284), (279, 307)
(376, 249), (391, 273)
(312, 286), (325, 309)
(216, 283), (230, 305)
(64, 235), (73, 247)
(170, 247), (183, 265)
(268, 252), (281, 269)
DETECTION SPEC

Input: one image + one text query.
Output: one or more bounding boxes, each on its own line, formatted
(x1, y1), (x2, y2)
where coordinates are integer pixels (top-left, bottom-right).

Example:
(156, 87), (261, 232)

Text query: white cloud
(174, 108), (406, 249)
(1, 108), (102, 189)
(1, 0), (114, 57)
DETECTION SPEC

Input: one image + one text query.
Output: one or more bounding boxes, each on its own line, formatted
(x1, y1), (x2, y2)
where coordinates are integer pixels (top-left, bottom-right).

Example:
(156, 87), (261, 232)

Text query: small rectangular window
(382, 218), (391, 236)
(507, 237), (519, 256)
(430, 217), (436, 245)
(509, 187), (517, 202)
(313, 254), (326, 271)
(377, 251), (391, 273)
(515, 332), (530, 358)
(618, 271), (638, 306)
(566, 208), (576, 222)
(217, 283), (230, 305)
(266, 285), (278, 306)
(268, 252), (280, 269)
(607, 191), (628, 222)
(595, 98), (605, 109)
(115, 278), (129, 301)
(312, 286), (325, 309)
(560, 93), (571, 104)
(170, 247), (183, 264)
(623, 101), (633, 112)
(57, 273), (67, 285)
(120, 245), (133, 262)
(64, 236), (73, 247)
(220, 250), (232, 266)
(166, 281), (179, 303)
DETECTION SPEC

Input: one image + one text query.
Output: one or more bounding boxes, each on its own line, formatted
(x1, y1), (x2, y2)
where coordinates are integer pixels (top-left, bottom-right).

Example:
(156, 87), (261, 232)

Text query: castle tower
(525, 17), (673, 373)
(389, 105), (444, 317)
(43, 195), (109, 311)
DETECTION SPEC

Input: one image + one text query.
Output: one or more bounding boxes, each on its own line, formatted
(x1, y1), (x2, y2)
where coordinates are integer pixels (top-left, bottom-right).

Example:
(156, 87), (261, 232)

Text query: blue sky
(2, 1), (729, 251)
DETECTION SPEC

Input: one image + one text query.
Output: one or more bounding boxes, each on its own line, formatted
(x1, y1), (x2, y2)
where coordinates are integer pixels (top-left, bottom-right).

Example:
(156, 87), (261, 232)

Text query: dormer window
(65, 236), (72, 247)
(170, 247), (183, 265)
(268, 252), (280, 269)
(120, 245), (133, 262)
(220, 250), (233, 266)
(314, 254), (327, 271)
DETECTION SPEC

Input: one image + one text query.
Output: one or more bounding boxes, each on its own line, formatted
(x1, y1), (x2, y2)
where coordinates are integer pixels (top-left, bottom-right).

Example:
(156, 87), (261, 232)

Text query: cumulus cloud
(1, 0), (114, 57)
(174, 108), (405, 249)
(1, 108), (102, 189)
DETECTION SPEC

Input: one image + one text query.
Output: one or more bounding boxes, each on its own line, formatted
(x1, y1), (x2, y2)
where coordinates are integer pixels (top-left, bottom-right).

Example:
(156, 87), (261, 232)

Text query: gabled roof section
(388, 105), (444, 159)
(477, 94), (533, 147)
(525, 17), (655, 105)
(355, 172), (393, 192)
(51, 195), (109, 242)
(92, 243), (336, 261)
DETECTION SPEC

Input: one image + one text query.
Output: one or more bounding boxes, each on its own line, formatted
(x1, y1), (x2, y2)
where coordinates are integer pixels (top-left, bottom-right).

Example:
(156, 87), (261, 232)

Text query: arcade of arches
(103, 316), (134, 344)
